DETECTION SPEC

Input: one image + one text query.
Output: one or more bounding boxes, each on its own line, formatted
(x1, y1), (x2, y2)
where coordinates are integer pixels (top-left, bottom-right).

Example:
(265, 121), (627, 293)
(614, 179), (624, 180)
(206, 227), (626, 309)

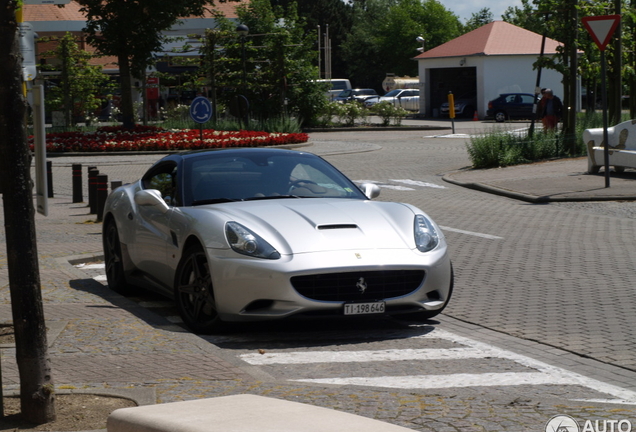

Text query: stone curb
(442, 169), (636, 203)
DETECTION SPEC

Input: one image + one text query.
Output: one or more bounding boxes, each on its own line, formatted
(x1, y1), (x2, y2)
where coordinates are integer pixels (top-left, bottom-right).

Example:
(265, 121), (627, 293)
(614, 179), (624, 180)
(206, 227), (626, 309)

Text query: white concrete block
(107, 394), (414, 432)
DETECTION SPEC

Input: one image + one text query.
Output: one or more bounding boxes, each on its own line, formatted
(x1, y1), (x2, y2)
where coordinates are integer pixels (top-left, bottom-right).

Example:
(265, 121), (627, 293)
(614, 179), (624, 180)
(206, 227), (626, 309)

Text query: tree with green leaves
(502, 0), (546, 34)
(340, 0), (461, 90)
(205, 0), (326, 125)
(627, 0), (636, 118)
(40, 32), (110, 127)
(72, 0), (219, 128)
(463, 7), (494, 33)
(0, 1), (55, 424)
(269, 0), (354, 80)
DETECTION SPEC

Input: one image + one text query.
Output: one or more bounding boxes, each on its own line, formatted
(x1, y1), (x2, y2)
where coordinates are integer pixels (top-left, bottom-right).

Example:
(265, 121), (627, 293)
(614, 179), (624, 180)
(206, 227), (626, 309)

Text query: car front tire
(494, 111), (507, 122)
(103, 219), (133, 295)
(175, 244), (226, 334)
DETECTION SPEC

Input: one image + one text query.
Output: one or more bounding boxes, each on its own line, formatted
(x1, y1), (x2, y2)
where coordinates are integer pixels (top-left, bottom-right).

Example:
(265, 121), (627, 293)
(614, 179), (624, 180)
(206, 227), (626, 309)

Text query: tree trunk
(608, 0), (622, 126)
(562, 0), (578, 155)
(61, 37), (72, 128)
(117, 53), (136, 128)
(565, 8), (578, 155)
(0, 2), (56, 424)
(629, 0), (636, 119)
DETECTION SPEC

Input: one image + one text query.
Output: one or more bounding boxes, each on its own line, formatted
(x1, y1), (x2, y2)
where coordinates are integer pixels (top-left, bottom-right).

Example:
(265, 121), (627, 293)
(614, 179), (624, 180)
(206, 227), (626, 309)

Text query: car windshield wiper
(191, 198), (241, 206)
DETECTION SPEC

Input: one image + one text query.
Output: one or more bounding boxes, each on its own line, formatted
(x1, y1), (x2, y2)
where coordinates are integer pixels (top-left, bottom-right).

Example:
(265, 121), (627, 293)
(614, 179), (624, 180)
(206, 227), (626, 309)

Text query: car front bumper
(206, 247), (452, 322)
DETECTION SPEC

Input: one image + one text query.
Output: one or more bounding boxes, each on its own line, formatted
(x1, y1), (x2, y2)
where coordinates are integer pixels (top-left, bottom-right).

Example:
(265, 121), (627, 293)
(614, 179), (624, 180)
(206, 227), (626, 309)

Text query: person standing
(538, 88), (547, 129)
(540, 88), (563, 131)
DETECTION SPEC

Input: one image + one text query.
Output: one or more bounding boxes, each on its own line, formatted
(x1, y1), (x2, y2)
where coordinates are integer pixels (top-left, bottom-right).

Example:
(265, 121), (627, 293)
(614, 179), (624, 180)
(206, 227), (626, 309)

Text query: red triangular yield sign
(582, 15), (621, 51)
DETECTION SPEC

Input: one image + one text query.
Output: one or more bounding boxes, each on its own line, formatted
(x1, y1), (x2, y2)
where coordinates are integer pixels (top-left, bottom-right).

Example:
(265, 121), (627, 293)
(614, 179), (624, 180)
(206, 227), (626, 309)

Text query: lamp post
(236, 24), (249, 94)
(235, 24), (249, 129)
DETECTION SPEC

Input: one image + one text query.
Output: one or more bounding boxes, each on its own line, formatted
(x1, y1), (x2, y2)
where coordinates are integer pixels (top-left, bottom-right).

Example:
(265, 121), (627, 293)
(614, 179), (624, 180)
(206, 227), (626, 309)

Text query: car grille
(291, 270), (425, 302)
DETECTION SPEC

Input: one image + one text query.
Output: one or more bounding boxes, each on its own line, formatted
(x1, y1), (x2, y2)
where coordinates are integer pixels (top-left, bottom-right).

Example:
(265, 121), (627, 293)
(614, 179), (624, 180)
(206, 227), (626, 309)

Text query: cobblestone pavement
(2, 125), (636, 431)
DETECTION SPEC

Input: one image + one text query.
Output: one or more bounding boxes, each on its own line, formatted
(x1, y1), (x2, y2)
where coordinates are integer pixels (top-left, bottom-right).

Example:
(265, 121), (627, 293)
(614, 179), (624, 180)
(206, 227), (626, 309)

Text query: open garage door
(429, 67), (476, 118)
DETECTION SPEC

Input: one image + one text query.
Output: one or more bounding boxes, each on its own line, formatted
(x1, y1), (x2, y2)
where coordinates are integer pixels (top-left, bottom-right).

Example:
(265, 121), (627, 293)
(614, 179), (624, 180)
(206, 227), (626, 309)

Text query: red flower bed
(29, 126), (309, 153)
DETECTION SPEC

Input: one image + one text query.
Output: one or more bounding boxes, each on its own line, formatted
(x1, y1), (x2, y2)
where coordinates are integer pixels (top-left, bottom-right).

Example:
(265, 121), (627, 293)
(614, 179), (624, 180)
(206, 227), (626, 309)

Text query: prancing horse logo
(356, 277), (368, 294)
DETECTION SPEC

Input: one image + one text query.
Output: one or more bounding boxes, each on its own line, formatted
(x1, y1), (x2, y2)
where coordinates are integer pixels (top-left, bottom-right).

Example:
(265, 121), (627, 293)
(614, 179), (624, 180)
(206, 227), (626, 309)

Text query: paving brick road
(2, 123), (636, 431)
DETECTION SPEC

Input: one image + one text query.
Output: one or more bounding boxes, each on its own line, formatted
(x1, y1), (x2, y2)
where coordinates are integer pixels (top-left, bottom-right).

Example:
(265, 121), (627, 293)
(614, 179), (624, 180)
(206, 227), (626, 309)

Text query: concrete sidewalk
(444, 157), (636, 202)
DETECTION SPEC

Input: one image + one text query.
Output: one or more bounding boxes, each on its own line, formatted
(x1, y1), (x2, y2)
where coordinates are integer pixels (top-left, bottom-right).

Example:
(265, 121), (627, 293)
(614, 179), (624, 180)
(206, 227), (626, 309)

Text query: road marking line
(389, 179), (446, 189)
(242, 327), (636, 403)
(438, 226), (503, 240)
(354, 180), (415, 191)
(292, 372), (571, 389)
(75, 263), (105, 270)
(425, 133), (472, 139)
(377, 185), (416, 191)
(240, 347), (493, 365)
(421, 328), (636, 404)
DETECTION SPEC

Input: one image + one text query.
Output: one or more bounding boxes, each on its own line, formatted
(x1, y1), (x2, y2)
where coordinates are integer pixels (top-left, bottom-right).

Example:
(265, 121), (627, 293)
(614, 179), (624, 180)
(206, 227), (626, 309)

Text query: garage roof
(415, 21), (561, 59)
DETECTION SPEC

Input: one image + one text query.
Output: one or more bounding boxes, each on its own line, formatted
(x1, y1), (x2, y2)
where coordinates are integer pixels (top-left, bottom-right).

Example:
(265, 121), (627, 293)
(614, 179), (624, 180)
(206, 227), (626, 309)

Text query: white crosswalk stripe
(241, 328), (636, 404)
(390, 179), (446, 189)
(241, 347), (493, 365)
(293, 372), (572, 389)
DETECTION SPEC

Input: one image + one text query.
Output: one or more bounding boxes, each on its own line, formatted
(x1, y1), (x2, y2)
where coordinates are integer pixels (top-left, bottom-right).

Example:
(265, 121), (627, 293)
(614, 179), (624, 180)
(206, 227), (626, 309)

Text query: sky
(436, 0), (524, 22)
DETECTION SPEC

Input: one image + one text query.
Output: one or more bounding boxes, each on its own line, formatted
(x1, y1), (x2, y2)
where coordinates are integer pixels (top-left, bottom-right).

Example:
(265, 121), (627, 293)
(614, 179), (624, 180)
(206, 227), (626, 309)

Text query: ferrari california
(102, 148), (453, 334)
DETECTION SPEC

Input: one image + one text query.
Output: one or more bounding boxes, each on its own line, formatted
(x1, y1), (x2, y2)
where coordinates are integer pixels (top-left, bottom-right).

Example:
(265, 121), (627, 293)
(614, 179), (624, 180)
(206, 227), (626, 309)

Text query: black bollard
(47, 161), (53, 198)
(72, 163), (83, 203)
(111, 180), (123, 191)
(96, 173), (108, 222)
(88, 168), (99, 214)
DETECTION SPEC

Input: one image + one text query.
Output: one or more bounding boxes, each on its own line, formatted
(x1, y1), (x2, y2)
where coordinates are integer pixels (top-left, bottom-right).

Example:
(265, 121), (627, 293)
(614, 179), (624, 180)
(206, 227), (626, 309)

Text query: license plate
(343, 301), (386, 315)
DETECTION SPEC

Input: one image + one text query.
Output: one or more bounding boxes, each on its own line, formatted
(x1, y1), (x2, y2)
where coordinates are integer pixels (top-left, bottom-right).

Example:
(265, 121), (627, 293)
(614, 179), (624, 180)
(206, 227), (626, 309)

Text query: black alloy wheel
(175, 244), (225, 334)
(103, 220), (131, 295)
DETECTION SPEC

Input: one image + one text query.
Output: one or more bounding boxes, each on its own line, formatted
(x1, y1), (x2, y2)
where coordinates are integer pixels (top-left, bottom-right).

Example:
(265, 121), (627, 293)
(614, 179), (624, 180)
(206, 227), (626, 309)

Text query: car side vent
(317, 224), (358, 230)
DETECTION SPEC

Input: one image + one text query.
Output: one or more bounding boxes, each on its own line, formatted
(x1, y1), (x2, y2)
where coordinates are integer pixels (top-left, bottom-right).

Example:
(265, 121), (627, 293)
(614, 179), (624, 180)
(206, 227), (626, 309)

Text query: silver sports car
(102, 148), (453, 334)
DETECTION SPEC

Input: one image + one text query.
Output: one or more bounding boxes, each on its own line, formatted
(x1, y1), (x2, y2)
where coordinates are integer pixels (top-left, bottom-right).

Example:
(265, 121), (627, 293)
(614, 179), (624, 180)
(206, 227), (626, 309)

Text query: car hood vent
(317, 224), (358, 230)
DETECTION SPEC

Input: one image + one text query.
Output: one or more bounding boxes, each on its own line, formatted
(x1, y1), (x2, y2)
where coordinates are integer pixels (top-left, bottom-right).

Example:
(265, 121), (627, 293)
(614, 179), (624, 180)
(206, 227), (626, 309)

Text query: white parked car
(316, 78), (352, 101)
(365, 89), (420, 111)
(102, 148), (453, 334)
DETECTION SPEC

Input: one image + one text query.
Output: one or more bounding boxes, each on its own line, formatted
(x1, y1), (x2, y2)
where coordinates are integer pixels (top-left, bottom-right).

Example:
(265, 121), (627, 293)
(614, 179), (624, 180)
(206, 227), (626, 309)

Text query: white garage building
(415, 21), (565, 119)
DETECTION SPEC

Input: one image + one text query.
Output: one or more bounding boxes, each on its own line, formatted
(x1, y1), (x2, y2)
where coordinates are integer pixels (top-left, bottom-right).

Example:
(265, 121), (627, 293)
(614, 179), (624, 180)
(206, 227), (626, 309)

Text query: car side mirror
(359, 183), (381, 199)
(134, 189), (170, 214)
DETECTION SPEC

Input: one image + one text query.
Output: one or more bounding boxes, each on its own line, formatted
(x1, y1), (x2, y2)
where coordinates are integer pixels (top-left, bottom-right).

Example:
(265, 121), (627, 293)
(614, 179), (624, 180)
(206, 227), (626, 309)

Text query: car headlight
(225, 222), (281, 259)
(414, 215), (440, 253)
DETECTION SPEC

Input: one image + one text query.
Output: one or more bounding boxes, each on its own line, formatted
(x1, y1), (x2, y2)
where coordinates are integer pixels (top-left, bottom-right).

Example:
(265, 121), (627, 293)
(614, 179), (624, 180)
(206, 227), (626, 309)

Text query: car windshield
(183, 151), (367, 206)
(384, 90), (401, 97)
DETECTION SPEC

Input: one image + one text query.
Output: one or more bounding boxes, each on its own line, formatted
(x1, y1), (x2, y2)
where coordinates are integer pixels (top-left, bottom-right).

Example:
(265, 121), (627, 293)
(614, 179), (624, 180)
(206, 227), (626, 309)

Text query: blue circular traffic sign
(189, 96), (213, 124)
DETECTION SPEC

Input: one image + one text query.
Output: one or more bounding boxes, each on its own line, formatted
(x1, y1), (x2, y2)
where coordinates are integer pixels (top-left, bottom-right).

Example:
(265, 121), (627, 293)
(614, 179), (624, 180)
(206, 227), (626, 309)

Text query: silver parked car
(365, 89), (420, 111)
(440, 91), (477, 118)
(102, 148), (453, 334)
(333, 88), (379, 104)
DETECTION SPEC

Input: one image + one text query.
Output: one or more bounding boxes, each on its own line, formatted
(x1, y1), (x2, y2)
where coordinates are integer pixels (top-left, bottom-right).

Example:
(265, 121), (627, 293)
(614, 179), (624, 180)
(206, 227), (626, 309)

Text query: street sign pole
(600, 50), (610, 188)
(582, 15), (621, 188)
